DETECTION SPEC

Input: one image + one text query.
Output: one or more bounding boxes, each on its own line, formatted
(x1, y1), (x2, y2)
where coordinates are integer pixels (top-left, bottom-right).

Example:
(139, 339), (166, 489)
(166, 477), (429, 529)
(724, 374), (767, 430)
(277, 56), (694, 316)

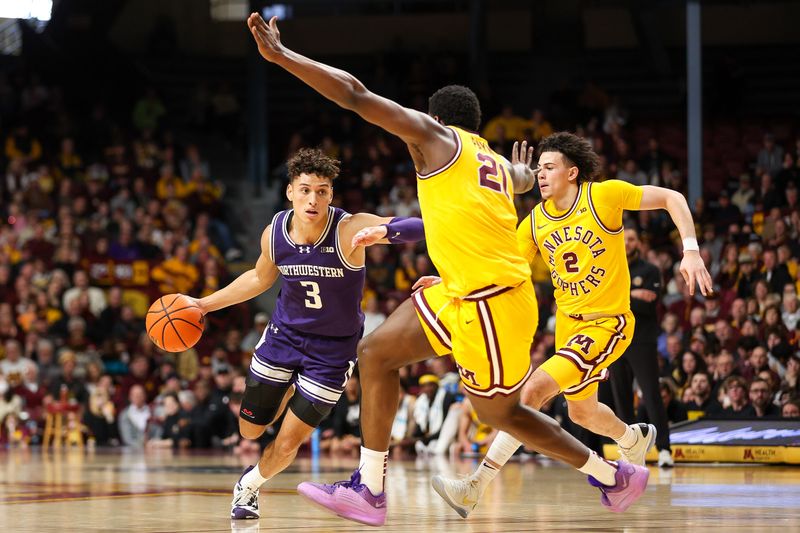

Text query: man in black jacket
(608, 228), (674, 467)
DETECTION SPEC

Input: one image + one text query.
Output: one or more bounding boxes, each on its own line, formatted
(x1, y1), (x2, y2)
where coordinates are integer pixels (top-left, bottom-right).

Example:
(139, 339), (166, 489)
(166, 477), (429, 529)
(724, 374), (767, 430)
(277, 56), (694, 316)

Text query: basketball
(146, 294), (204, 352)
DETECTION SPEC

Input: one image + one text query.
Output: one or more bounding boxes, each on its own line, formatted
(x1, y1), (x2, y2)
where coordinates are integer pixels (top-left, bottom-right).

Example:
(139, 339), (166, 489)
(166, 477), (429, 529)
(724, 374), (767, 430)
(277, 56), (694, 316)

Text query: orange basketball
(146, 294), (204, 352)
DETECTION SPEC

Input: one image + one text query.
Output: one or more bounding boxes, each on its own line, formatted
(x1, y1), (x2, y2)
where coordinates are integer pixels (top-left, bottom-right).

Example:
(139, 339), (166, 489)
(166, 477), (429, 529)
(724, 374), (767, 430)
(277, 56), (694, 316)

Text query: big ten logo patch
(456, 362), (479, 387)
(568, 334), (595, 355)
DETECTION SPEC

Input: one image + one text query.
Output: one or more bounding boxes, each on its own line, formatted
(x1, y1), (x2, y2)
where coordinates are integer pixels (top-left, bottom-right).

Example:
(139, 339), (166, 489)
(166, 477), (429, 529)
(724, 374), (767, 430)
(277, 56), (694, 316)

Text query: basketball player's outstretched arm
(638, 186), (713, 296)
(191, 225), (278, 314)
(247, 13), (454, 173)
(344, 214), (424, 247)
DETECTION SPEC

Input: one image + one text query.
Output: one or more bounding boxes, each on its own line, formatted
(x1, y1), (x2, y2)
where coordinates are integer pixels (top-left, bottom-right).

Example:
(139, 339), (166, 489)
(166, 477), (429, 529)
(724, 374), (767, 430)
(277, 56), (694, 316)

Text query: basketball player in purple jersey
(188, 148), (424, 520)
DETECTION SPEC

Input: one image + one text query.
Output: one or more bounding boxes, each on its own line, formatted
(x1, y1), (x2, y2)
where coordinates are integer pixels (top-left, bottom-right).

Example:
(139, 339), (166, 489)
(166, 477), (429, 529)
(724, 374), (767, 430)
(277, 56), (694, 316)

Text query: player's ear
(286, 183), (293, 201)
(568, 166), (579, 183)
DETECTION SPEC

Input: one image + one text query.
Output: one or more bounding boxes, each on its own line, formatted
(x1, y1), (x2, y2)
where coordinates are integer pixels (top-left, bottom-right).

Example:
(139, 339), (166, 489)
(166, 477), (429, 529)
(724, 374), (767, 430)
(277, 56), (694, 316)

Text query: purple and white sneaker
(297, 469), (387, 527)
(588, 460), (649, 513)
(231, 465), (260, 520)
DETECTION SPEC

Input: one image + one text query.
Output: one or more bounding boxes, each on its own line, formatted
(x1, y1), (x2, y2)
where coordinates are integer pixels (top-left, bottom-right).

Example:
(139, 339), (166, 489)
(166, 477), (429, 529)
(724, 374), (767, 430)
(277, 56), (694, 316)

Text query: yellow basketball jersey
(522, 179), (643, 316)
(416, 126), (531, 297)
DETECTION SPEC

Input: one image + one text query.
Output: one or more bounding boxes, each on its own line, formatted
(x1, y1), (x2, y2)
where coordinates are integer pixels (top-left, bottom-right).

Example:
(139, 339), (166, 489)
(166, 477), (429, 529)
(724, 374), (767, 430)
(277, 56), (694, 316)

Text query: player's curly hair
(428, 85), (482, 131)
(537, 132), (602, 183)
(287, 148), (340, 182)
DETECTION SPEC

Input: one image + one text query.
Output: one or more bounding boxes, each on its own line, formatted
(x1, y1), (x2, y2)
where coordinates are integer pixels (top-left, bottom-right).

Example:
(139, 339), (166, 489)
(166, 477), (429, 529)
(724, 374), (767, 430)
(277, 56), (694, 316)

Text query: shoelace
(235, 484), (259, 507)
(332, 470), (365, 490)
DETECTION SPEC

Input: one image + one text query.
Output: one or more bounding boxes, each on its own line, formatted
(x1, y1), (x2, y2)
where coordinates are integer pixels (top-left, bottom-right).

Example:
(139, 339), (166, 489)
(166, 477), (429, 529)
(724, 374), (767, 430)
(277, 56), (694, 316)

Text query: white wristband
(682, 237), (699, 252)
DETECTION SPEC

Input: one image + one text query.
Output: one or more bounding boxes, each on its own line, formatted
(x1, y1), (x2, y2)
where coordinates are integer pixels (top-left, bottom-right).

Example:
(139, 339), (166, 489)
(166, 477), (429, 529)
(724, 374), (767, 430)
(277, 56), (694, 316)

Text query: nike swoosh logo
(466, 319), (475, 324)
(537, 225), (547, 230)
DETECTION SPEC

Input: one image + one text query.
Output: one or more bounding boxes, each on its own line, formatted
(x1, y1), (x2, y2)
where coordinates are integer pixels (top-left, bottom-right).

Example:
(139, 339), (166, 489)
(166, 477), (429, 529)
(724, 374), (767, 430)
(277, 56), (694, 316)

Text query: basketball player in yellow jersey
(247, 13), (650, 525)
(432, 132), (713, 519)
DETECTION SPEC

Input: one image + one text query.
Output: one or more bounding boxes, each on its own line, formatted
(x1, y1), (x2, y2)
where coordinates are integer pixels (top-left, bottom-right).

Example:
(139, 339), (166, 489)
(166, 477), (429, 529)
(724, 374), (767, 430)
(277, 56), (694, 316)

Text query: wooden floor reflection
(1, 448), (798, 532)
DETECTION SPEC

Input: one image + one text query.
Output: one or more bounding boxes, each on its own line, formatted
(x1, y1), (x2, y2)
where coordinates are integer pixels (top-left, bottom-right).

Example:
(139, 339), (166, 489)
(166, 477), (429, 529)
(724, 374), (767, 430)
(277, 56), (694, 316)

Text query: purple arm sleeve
(382, 217), (425, 244)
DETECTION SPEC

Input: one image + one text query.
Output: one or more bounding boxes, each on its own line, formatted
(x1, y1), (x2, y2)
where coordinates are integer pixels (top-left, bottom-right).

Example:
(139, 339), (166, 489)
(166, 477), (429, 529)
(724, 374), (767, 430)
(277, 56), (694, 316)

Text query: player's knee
(274, 435), (302, 458)
(520, 383), (544, 409)
(240, 421), (266, 440)
(357, 336), (386, 375)
(567, 402), (592, 426)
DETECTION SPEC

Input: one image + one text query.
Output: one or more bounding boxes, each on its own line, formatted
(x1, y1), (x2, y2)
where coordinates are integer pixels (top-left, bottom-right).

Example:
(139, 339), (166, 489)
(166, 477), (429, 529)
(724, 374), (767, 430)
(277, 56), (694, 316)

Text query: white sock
(241, 463), (270, 489)
(578, 451), (617, 486)
(616, 425), (637, 449)
(475, 432), (521, 487)
(358, 446), (388, 495)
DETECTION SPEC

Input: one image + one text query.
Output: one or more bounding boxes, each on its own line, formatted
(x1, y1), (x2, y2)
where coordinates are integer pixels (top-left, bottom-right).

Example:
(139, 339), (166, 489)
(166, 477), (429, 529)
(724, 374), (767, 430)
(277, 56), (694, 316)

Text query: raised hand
(247, 13), (284, 62)
(680, 252), (714, 297)
(511, 140), (535, 169)
(351, 225), (388, 248)
(412, 276), (442, 292)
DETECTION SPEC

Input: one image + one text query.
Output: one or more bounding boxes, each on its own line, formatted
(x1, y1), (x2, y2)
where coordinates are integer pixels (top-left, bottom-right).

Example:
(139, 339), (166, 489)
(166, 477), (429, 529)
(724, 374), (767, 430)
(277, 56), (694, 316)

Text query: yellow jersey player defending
(248, 14), (651, 526)
(431, 132), (712, 518)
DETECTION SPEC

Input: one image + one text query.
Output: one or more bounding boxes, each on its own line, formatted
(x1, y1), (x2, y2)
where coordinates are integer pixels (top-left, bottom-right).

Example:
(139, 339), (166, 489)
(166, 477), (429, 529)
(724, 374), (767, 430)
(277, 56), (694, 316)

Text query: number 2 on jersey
(476, 153), (509, 198)
(300, 281), (323, 309)
(563, 252), (579, 273)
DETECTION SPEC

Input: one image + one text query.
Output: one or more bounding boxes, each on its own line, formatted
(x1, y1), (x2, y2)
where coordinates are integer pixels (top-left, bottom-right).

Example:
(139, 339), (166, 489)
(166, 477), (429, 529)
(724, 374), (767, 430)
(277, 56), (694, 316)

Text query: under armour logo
(269, 323), (279, 334)
(298, 246), (311, 253)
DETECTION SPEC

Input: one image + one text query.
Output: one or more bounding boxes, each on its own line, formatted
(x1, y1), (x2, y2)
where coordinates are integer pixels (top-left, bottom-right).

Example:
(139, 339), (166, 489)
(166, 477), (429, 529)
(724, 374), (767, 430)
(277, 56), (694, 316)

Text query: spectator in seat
(5, 124), (42, 164)
(0, 340), (35, 387)
(151, 243), (199, 295)
(713, 190), (742, 233)
(62, 270), (107, 318)
(731, 174), (755, 215)
(757, 133), (784, 177)
(411, 374), (458, 455)
(118, 384), (151, 448)
(84, 387), (117, 446)
(683, 372), (722, 415)
(720, 376), (755, 418)
(147, 392), (191, 449)
(324, 373), (362, 455)
(782, 400), (800, 418)
(735, 253), (760, 300)
(749, 378), (781, 418)
(240, 313), (269, 354)
(762, 248), (792, 295)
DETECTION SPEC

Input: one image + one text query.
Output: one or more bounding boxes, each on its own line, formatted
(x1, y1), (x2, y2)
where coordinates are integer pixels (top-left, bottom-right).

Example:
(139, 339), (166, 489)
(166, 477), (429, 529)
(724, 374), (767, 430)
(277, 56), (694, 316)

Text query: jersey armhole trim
(530, 209), (539, 247)
(416, 127), (462, 180)
(268, 211), (281, 262)
(335, 215), (365, 271)
(587, 182), (623, 235)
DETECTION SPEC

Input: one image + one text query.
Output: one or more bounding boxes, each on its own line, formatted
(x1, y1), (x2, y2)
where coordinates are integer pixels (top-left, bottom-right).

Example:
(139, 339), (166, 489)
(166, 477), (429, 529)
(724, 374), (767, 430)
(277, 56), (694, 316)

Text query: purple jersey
(268, 206), (365, 337)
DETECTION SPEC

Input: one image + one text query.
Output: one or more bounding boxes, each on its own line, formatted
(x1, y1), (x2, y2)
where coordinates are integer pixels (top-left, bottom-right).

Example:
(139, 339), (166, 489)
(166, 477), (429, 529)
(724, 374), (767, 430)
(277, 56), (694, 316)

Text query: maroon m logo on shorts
(569, 334), (595, 355)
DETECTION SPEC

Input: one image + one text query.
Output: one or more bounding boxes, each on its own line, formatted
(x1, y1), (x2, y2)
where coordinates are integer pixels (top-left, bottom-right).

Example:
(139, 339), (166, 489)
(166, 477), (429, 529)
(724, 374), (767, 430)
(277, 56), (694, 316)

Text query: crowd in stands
(1, 60), (799, 458)
(0, 72), (250, 448)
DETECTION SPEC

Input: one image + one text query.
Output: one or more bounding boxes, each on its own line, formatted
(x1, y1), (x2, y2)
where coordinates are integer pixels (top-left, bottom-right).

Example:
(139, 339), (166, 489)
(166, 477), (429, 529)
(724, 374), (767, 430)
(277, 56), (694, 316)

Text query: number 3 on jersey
(300, 281), (322, 309)
(476, 153), (509, 198)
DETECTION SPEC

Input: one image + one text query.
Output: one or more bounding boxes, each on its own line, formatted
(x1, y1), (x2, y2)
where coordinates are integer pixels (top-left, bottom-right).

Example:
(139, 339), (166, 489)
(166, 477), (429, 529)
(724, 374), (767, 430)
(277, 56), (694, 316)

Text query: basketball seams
(148, 294), (203, 351)
(169, 317), (204, 333)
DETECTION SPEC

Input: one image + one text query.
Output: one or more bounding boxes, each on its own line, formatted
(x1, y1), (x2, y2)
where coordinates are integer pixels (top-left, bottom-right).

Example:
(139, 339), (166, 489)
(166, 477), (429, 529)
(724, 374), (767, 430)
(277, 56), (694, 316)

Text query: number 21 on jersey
(299, 281), (322, 309)
(477, 153), (510, 198)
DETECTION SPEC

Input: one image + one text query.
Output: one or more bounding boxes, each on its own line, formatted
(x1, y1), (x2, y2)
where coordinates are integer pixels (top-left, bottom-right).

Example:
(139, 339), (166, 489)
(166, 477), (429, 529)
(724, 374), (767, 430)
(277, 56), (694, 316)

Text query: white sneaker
(431, 475), (481, 519)
(231, 465), (260, 519)
(658, 448), (674, 468)
(618, 423), (657, 466)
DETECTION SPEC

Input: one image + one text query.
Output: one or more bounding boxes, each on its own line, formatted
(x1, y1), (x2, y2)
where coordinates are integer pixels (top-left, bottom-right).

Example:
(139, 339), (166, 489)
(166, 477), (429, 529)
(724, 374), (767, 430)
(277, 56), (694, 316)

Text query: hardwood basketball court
(1, 450), (798, 532)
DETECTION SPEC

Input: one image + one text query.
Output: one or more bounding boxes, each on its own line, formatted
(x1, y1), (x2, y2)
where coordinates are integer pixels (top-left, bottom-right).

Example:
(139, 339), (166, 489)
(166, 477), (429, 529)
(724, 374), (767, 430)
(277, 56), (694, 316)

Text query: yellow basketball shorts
(539, 311), (635, 401)
(412, 280), (538, 398)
